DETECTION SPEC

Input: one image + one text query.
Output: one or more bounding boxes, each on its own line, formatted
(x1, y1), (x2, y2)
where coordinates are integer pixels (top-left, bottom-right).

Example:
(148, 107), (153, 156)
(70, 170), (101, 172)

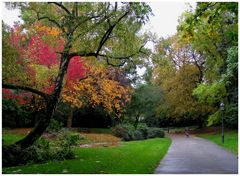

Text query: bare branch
(68, 51), (135, 61)
(36, 13), (65, 33)
(68, 41), (148, 65)
(55, 109), (65, 115)
(38, 16), (61, 28)
(98, 53), (135, 60)
(67, 51), (97, 59)
(72, 15), (109, 43)
(71, 14), (102, 34)
(96, 11), (130, 56)
(106, 57), (127, 67)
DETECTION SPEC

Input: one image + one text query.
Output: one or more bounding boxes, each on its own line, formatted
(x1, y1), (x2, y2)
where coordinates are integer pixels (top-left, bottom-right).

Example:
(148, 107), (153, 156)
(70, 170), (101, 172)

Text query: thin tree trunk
(134, 113), (140, 129)
(67, 106), (73, 128)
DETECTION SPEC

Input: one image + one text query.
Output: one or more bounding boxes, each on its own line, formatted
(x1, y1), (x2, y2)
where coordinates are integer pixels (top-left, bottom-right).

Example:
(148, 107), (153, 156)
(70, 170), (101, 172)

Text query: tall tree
(177, 2), (238, 127)
(152, 35), (213, 127)
(2, 2), (152, 160)
(125, 84), (163, 128)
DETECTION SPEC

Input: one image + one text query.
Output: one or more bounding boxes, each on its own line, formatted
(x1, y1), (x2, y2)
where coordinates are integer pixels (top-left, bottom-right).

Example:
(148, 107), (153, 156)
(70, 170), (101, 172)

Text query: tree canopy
(2, 2), (153, 155)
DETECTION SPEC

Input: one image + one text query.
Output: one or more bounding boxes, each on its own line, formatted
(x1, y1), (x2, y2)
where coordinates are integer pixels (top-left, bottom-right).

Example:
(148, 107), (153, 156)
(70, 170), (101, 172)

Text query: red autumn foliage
(3, 24), (87, 105)
(3, 88), (32, 105)
(66, 56), (87, 86)
(26, 35), (60, 68)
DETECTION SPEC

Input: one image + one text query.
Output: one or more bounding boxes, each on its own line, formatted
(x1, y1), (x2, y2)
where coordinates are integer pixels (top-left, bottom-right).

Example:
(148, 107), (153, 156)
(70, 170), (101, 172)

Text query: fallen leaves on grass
(3, 128), (121, 148)
(80, 133), (120, 147)
(3, 128), (32, 135)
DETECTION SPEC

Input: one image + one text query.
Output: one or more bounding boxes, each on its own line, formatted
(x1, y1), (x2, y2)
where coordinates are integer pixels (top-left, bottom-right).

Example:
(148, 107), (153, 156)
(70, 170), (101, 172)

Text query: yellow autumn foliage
(62, 63), (132, 117)
(34, 23), (61, 36)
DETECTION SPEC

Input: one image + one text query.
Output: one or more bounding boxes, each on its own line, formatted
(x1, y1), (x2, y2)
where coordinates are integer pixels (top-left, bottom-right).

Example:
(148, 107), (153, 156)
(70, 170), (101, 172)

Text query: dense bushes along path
(155, 134), (238, 174)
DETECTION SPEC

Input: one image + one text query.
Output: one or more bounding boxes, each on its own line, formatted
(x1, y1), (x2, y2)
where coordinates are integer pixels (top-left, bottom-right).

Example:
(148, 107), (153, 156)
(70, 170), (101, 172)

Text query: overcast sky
(2, 2), (196, 38)
(145, 2), (195, 38)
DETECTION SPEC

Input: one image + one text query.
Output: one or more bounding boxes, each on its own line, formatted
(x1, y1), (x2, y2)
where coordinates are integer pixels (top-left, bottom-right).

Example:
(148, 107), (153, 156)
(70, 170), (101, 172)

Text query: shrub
(111, 123), (135, 141)
(3, 129), (85, 167)
(132, 130), (145, 140)
(147, 127), (165, 138)
(137, 123), (149, 139)
(52, 129), (83, 160)
(51, 129), (82, 160)
(46, 119), (63, 132)
(2, 144), (22, 167)
(112, 123), (165, 141)
(20, 138), (51, 164)
(57, 129), (84, 142)
(22, 130), (80, 165)
(53, 142), (75, 161)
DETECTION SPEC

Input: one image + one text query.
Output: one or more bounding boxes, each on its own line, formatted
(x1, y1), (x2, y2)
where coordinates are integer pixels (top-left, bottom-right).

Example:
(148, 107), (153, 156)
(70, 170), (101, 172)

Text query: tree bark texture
(67, 106), (73, 128)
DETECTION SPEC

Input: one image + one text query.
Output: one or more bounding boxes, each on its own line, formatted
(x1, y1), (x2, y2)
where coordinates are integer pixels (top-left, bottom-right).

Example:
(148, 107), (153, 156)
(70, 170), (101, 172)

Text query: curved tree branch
(2, 83), (49, 102)
(68, 41), (147, 65)
(67, 51), (97, 59)
(48, 2), (71, 15)
(36, 13), (65, 33)
(106, 57), (127, 67)
(38, 16), (62, 28)
(96, 10), (130, 56)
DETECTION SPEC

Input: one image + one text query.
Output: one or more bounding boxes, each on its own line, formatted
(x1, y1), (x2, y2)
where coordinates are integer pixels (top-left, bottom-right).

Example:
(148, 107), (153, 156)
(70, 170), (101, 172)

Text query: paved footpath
(155, 134), (238, 174)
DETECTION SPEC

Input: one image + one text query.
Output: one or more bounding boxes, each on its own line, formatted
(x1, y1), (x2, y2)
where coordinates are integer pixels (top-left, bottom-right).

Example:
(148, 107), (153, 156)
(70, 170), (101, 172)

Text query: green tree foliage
(156, 64), (213, 126)
(2, 98), (33, 128)
(2, 23), (30, 85)
(125, 84), (163, 128)
(18, 2), (152, 68)
(192, 82), (227, 104)
(177, 2), (238, 128)
(223, 46), (238, 103)
(152, 34), (213, 127)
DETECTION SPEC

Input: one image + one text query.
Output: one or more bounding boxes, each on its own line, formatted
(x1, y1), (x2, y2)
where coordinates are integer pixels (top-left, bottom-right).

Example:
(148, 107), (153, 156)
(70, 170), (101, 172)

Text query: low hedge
(112, 123), (165, 141)
(147, 127), (165, 138)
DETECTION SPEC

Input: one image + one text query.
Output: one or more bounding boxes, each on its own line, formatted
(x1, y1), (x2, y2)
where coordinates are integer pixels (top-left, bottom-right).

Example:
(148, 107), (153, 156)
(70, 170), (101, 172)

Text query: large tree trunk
(7, 49), (70, 150)
(15, 55), (70, 149)
(3, 55), (71, 167)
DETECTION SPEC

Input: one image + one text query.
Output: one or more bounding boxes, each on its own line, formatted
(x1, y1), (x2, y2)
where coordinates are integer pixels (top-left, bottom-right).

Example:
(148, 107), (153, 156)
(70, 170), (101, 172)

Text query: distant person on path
(185, 127), (189, 138)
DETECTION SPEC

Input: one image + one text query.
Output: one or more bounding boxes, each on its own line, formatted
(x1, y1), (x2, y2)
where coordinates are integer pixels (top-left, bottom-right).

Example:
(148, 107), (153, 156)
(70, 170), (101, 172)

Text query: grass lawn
(2, 133), (24, 144)
(2, 128), (31, 144)
(198, 130), (238, 154)
(3, 138), (171, 174)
